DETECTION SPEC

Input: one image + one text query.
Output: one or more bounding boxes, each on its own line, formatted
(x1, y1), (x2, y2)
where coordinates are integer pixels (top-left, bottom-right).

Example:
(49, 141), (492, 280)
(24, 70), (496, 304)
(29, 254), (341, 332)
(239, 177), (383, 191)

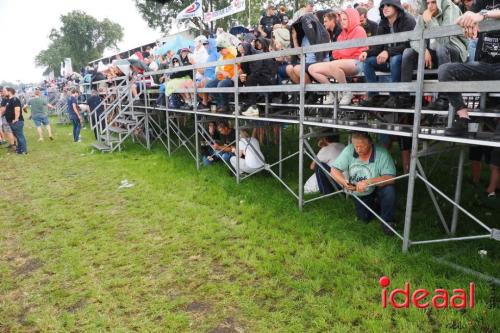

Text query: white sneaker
(339, 92), (353, 106)
(323, 92), (335, 104)
(242, 106), (259, 117)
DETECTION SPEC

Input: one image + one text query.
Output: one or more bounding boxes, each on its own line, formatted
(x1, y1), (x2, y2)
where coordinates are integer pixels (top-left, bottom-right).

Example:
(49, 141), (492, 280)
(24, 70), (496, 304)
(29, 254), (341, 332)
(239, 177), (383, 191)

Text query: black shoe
(382, 96), (399, 108)
(359, 95), (389, 107)
(444, 117), (470, 137)
(381, 221), (396, 236)
(179, 104), (192, 110)
(305, 93), (319, 105)
(424, 97), (449, 111)
(492, 121), (500, 141)
(397, 95), (414, 109)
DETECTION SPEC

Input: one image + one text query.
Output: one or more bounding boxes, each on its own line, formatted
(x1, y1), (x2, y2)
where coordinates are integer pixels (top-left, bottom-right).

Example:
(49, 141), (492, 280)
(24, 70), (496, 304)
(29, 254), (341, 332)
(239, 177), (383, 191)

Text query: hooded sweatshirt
(410, 0), (468, 62)
(292, 13), (331, 63)
(239, 42), (278, 81)
(366, 0), (416, 57)
(332, 8), (369, 60)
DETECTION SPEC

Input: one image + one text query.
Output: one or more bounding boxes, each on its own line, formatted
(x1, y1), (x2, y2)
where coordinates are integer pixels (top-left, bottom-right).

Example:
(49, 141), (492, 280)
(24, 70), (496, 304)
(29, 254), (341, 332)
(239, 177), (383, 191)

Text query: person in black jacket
(357, 7), (379, 38)
(237, 42), (278, 117)
(359, 0), (416, 108)
(286, 13), (330, 84)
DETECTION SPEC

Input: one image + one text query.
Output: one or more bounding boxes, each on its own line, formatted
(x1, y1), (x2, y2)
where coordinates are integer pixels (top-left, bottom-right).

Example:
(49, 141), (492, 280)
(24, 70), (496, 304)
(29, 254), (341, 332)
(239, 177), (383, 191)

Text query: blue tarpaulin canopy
(154, 35), (194, 56)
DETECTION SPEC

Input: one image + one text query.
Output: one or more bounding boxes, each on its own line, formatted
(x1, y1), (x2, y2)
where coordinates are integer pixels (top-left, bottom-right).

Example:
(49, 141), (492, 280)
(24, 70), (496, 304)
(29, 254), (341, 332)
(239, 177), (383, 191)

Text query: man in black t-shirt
(204, 121), (236, 166)
(4, 87), (27, 154)
(0, 87), (16, 148)
(259, 4), (281, 38)
(438, 1), (500, 138)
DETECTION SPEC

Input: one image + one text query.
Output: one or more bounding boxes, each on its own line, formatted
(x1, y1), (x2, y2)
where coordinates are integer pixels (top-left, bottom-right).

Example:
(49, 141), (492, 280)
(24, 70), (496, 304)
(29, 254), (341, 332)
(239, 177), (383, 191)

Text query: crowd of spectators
(17, 0), (494, 235)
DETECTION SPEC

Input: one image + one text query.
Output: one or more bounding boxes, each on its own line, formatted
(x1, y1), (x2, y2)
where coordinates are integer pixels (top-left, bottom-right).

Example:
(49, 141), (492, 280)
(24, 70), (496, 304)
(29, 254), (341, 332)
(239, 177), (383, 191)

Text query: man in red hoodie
(308, 8), (368, 105)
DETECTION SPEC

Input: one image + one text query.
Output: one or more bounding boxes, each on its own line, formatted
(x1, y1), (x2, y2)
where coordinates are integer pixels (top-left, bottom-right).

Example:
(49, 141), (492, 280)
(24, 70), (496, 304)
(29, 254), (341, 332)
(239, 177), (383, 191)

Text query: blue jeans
(203, 150), (234, 166)
(10, 121), (27, 153)
(363, 55), (402, 96)
(353, 185), (396, 223)
(71, 117), (81, 142)
(205, 78), (234, 107)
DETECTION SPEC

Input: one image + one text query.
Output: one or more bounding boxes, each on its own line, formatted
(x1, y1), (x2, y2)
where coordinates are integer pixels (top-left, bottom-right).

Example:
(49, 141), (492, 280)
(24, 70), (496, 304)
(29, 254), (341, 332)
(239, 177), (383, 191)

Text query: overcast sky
(0, 0), (162, 83)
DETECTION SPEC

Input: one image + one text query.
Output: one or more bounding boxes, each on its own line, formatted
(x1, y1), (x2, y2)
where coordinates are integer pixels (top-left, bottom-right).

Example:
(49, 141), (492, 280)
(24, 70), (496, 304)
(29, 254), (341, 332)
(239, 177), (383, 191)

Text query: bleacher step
(108, 126), (128, 134)
(91, 142), (111, 152)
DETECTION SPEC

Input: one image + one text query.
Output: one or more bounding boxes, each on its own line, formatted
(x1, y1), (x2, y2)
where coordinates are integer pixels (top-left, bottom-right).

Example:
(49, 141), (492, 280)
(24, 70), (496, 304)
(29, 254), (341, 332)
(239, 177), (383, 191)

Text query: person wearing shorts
(29, 87), (54, 141)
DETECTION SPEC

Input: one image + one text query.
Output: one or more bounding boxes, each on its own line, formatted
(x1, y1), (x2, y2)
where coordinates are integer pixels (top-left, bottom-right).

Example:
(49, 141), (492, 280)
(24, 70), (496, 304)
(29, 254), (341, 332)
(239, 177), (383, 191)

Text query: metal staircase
(90, 77), (146, 152)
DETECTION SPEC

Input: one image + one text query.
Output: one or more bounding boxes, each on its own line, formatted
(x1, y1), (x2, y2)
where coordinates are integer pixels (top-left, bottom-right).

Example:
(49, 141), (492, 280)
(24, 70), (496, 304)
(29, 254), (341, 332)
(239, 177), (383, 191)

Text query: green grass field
(0, 120), (499, 332)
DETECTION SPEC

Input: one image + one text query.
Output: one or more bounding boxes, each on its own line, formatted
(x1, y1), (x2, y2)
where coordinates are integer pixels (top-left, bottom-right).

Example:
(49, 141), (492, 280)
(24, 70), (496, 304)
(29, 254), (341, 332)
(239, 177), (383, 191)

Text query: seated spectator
(402, 0), (467, 110)
(286, 12), (330, 85)
(308, 8), (368, 105)
(438, 4), (500, 137)
(204, 121), (236, 165)
(201, 121), (220, 160)
(237, 42), (278, 117)
(331, 132), (397, 235)
(304, 134), (346, 194)
(204, 37), (238, 113)
(356, 7), (379, 37)
(165, 49), (194, 109)
(230, 129), (265, 175)
(359, 0), (416, 108)
(321, 10), (343, 43)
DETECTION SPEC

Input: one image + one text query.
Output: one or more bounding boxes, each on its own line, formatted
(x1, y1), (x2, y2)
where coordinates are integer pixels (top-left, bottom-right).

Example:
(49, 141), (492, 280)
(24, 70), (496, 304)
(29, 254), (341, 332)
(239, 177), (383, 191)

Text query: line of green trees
(35, 11), (124, 76)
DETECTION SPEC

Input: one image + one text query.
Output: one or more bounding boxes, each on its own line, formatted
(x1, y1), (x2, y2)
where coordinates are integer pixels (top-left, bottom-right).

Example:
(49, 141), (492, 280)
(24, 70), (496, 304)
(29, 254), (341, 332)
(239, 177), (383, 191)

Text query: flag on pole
(176, 0), (203, 20)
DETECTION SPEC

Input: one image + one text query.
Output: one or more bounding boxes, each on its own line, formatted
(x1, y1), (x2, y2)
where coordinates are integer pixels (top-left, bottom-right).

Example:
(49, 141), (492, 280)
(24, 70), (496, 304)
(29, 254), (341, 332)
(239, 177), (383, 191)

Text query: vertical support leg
(165, 92), (171, 156)
(234, 63), (241, 184)
(403, 30), (426, 252)
(298, 51), (306, 211)
(451, 148), (465, 235)
(193, 69), (200, 170)
(279, 125), (283, 178)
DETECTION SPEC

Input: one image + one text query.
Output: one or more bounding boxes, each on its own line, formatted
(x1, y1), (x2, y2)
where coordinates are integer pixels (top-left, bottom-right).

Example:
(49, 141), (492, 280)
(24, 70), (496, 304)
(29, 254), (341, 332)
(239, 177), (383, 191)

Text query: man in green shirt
(28, 88), (54, 141)
(331, 132), (397, 235)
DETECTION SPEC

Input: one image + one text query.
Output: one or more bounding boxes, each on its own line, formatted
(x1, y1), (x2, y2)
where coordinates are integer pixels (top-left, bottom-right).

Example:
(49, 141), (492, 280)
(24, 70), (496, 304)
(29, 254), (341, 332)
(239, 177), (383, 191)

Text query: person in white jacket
(230, 129), (265, 175)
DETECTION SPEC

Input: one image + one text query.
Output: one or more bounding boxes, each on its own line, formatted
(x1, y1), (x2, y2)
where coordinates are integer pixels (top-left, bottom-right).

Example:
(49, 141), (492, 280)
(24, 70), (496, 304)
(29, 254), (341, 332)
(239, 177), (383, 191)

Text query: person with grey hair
(331, 132), (397, 235)
(230, 129), (265, 175)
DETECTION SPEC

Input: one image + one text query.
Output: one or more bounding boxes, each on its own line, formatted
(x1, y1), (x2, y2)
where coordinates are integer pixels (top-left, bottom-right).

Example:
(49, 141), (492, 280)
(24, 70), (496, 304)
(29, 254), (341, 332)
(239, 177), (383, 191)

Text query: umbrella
(154, 35), (194, 56)
(229, 26), (249, 36)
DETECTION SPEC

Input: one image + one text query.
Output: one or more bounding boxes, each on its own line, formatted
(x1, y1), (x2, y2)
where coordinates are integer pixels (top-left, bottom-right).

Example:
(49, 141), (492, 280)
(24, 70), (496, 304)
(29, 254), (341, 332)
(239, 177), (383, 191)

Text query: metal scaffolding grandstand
(88, 20), (500, 252)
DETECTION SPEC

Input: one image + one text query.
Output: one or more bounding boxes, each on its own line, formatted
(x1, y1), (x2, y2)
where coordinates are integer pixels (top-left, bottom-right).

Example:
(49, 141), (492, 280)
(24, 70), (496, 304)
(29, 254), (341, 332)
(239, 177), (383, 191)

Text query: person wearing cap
(28, 87), (55, 141)
(358, 0), (416, 108)
(204, 37), (239, 113)
(259, 4), (281, 38)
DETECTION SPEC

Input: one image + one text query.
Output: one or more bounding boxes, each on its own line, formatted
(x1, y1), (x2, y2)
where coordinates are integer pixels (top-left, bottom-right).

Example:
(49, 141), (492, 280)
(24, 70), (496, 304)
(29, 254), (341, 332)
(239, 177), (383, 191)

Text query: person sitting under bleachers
(230, 129), (265, 175)
(204, 121), (236, 165)
(304, 133), (346, 194)
(330, 132), (397, 235)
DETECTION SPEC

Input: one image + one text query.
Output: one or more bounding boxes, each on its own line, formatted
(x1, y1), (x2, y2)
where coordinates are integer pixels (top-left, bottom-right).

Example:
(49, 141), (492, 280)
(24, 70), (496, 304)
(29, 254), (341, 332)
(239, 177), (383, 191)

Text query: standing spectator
(230, 129), (265, 175)
(87, 89), (104, 139)
(259, 4), (281, 39)
(357, 7), (379, 37)
(28, 87), (55, 141)
(67, 89), (82, 142)
(331, 132), (397, 235)
(4, 87), (27, 154)
(305, 0), (315, 13)
(0, 87), (16, 150)
(438, 2), (500, 137)
(359, 0), (416, 108)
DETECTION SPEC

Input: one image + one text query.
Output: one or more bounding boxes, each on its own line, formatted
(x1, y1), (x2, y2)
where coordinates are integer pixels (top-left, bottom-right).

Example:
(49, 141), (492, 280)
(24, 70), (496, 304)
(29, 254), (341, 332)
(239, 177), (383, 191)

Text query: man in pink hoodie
(308, 8), (368, 105)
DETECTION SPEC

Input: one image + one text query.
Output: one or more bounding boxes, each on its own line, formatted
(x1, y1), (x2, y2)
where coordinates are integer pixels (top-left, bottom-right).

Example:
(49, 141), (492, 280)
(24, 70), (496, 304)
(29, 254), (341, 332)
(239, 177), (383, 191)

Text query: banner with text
(204, 0), (245, 23)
